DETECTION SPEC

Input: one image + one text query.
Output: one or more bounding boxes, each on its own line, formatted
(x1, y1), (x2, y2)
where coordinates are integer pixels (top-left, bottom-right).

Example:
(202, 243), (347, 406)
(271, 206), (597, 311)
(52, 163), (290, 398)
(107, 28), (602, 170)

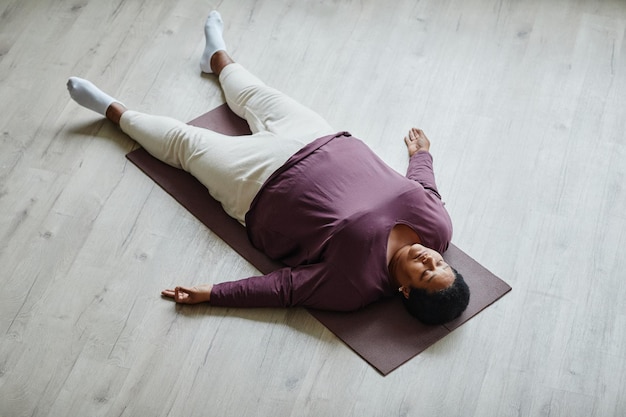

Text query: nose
(422, 254), (435, 268)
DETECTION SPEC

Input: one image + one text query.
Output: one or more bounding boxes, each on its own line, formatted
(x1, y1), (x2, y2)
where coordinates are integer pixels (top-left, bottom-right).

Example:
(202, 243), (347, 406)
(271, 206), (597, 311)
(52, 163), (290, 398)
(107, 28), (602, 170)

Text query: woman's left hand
(161, 284), (213, 304)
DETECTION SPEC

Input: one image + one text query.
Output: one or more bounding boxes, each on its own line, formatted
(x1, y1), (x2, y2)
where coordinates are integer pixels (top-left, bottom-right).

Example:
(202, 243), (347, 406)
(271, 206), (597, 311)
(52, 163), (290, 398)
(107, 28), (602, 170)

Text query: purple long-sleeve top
(210, 132), (452, 311)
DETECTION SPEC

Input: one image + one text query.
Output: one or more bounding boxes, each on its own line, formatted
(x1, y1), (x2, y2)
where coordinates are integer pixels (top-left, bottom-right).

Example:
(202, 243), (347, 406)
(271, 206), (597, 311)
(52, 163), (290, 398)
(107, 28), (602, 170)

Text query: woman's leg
(118, 110), (302, 223)
(199, 11), (228, 74)
(67, 77), (121, 117)
(66, 10), (334, 222)
(66, 78), (302, 224)
(218, 63), (335, 145)
(200, 12), (334, 145)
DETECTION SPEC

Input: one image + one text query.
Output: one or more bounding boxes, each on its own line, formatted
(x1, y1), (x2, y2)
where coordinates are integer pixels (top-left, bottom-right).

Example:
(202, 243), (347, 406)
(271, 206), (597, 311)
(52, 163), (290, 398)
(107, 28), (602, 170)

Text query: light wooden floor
(1, 0), (625, 416)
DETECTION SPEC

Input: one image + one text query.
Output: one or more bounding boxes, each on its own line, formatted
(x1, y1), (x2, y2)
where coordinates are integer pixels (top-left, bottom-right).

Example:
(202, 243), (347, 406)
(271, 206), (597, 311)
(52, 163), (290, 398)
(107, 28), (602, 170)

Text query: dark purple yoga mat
(126, 104), (511, 375)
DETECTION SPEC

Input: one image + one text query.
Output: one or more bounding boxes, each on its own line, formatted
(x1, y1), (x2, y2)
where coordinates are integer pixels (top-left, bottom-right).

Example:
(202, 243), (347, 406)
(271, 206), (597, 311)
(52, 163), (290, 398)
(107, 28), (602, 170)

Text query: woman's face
(398, 244), (454, 292)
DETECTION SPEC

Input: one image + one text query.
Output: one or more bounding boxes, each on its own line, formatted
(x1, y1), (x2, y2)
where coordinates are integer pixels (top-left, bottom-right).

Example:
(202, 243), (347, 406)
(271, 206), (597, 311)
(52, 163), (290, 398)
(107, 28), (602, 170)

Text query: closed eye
(426, 263), (449, 282)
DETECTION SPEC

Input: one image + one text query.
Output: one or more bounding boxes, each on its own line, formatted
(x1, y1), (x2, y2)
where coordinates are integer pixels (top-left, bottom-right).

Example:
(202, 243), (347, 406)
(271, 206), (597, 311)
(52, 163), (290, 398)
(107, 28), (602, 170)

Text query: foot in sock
(67, 77), (120, 116)
(200, 11), (227, 73)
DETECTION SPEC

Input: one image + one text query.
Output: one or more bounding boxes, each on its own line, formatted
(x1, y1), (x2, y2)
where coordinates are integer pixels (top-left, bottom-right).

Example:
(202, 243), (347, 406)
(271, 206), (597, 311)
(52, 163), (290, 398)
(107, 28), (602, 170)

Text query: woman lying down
(66, 11), (470, 325)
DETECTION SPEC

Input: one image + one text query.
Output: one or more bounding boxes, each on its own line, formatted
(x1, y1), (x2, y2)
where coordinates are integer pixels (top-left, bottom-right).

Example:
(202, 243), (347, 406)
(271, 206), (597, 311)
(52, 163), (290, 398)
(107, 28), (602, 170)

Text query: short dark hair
(401, 268), (470, 325)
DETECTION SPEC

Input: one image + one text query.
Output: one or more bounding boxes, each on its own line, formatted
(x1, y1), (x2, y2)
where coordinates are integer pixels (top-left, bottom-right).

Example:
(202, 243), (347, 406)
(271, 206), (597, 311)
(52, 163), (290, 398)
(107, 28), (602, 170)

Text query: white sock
(200, 11), (226, 73)
(66, 77), (120, 116)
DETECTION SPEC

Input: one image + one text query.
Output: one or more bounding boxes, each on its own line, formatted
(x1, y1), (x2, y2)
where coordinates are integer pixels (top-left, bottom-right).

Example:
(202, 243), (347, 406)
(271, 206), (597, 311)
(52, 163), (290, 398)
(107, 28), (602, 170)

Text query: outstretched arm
(159, 263), (360, 311)
(403, 128), (442, 198)
(160, 267), (308, 308)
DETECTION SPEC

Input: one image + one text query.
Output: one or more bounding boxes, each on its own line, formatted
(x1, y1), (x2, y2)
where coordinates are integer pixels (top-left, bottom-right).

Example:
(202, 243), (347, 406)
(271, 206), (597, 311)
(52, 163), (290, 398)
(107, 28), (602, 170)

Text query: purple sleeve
(210, 268), (294, 308)
(406, 151), (442, 199)
(209, 264), (332, 309)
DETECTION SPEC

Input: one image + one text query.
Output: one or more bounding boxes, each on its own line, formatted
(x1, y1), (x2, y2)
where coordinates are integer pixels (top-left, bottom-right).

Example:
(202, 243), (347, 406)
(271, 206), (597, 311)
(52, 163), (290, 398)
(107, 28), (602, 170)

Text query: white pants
(120, 63), (334, 224)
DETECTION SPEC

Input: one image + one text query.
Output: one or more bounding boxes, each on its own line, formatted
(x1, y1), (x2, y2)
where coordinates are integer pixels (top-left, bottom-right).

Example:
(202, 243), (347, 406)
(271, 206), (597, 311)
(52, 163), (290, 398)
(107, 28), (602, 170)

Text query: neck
(387, 249), (403, 288)
(387, 224), (420, 287)
(387, 224), (420, 262)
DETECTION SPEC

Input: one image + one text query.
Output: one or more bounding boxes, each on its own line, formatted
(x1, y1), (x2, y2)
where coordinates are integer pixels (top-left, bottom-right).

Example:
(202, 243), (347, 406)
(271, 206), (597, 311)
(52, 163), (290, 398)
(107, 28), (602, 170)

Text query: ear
(400, 286), (411, 299)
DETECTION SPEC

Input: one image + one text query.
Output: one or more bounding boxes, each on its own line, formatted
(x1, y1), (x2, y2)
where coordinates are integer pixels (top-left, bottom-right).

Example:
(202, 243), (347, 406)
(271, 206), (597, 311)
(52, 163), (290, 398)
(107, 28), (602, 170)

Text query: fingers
(405, 128), (423, 141)
(410, 128), (430, 145)
(161, 289), (176, 299)
(405, 129), (422, 144)
(175, 286), (194, 303)
(410, 128), (424, 140)
(161, 286), (193, 303)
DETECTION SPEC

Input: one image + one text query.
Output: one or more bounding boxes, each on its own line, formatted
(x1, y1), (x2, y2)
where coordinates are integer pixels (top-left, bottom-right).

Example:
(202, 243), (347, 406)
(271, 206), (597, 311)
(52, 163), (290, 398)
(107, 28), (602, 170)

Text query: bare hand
(161, 284), (213, 304)
(404, 128), (430, 157)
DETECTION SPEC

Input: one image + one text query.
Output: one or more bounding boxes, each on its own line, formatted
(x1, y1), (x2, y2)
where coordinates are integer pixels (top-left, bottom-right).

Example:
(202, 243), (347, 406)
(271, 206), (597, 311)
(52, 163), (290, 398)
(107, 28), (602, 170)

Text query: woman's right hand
(161, 284), (213, 304)
(404, 128), (431, 157)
